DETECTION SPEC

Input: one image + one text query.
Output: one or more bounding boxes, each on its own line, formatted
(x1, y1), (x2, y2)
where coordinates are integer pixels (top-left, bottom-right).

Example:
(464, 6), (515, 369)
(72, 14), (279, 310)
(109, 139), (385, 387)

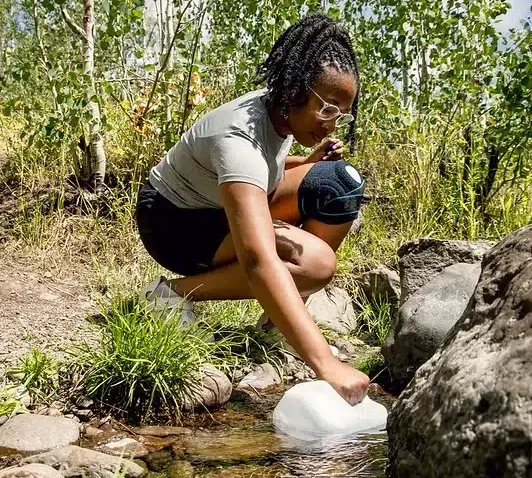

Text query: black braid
(255, 13), (361, 152)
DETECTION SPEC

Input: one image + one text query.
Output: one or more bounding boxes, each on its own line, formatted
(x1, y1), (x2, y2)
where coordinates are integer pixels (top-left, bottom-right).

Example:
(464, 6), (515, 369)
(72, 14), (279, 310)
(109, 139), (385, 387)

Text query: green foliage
(0, 383), (28, 417)
(352, 289), (394, 347)
(353, 349), (386, 380)
(69, 296), (236, 421)
(7, 349), (60, 401)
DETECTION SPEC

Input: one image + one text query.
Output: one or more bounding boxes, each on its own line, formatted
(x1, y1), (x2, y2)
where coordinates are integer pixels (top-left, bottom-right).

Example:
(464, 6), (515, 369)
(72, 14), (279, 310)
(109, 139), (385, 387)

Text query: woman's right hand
(316, 359), (370, 405)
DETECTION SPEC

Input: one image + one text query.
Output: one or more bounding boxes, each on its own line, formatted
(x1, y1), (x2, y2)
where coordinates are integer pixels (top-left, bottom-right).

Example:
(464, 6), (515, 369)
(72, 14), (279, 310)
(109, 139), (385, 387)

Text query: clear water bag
(273, 380), (388, 441)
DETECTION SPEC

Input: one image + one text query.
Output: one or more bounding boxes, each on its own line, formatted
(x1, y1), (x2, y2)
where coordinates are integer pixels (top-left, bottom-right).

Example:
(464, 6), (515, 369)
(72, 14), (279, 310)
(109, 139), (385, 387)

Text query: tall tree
(62, 0), (107, 191)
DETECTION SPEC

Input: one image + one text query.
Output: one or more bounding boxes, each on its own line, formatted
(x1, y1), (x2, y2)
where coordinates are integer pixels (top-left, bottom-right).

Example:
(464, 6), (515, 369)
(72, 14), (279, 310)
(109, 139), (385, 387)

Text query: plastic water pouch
(273, 380), (388, 441)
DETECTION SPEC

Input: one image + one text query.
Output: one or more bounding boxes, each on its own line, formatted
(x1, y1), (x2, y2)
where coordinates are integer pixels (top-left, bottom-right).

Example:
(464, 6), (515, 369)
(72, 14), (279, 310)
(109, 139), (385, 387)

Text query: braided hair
(255, 13), (361, 151)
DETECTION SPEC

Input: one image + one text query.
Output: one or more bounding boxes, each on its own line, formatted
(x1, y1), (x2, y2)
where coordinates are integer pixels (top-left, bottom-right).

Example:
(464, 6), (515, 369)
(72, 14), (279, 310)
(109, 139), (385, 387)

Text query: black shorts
(136, 181), (230, 276)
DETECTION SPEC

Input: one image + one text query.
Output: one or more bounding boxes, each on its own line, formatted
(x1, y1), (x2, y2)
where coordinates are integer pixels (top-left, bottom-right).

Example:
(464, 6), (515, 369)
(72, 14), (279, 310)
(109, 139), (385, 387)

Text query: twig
(61, 7), (87, 41)
(141, 0), (195, 120)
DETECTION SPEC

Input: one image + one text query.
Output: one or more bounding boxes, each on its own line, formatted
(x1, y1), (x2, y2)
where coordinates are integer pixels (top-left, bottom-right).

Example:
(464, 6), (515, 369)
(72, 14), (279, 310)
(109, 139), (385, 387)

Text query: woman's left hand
(307, 138), (346, 163)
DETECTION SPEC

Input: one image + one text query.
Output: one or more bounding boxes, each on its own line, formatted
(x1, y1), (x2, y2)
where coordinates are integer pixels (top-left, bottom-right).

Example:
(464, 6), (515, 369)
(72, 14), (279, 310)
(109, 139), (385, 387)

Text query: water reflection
(274, 432), (388, 477)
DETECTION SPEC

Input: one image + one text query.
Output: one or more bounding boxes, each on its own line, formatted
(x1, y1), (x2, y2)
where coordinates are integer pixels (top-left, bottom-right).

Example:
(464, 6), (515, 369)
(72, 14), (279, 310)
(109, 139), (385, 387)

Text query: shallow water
(175, 388), (391, 477)
(73, 385), (393, 478)
(185, 430), (388, 477)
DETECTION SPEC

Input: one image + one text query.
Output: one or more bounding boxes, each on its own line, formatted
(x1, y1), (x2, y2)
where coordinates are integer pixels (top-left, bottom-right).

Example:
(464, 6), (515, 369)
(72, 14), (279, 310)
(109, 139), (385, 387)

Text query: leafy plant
(7, 349), (60, 401)
(353, 349), (386, 381)
(0, 383), (28, 417)
(352, 290), (395, 347)
(69, 296), (236, 421)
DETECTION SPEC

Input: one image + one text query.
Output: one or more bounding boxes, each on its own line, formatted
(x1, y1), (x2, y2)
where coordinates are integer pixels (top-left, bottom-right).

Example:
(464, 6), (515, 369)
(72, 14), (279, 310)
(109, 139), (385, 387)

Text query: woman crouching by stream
(136, 13), (369, 405)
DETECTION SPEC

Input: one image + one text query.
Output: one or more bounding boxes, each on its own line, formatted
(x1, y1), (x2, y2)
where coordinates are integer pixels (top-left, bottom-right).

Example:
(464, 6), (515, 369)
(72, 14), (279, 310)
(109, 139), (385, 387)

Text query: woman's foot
(140, 276), (196, 327)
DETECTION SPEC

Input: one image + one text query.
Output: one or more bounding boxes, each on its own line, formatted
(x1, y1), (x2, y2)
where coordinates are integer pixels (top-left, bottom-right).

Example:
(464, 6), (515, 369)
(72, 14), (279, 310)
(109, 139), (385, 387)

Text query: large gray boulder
(21, 445), (145, 478)
(0, 415), (80, 456)
(398, 238), (494, 304)
(306, 287), (356, 334)
(382, 262), (481, 392)
(387, 225), (532, 478)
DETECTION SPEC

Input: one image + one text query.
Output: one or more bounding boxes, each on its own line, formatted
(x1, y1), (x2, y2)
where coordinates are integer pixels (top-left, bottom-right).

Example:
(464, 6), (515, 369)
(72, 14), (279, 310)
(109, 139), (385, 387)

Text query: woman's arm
(219, 181), (369, 404)
(219, 181), (335, 373)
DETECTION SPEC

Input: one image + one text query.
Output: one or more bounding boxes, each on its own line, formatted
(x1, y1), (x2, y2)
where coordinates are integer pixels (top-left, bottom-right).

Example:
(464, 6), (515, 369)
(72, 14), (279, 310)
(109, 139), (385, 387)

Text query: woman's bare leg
(170, 163), (352, 301)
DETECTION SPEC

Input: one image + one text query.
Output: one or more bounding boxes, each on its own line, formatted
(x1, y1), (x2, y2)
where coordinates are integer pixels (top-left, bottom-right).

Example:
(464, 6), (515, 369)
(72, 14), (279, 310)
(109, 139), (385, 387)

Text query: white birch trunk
(82, 0), (106, 191)
(32, 0), (60, 113)
(165, 0), (174, 124)
(401, 40), (409, 110)
(0, 13), (4, 80)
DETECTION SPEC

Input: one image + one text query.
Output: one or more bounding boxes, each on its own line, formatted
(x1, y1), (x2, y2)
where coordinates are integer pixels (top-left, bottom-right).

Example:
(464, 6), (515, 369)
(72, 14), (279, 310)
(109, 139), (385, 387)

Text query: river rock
(382, 262), (481, 393)
(398, 238), (494, 304)
(306, 287), (356, 334)
(0, 414), (80, 456)
(387, 225), (532, 478)
(96, 437), (148, 458)
(21, 445), (145, 478)
(354, 266), (401, 306)
(182, 365), (232, 411)
(0, 464), (63, 478)
(237, 363), (281, 392)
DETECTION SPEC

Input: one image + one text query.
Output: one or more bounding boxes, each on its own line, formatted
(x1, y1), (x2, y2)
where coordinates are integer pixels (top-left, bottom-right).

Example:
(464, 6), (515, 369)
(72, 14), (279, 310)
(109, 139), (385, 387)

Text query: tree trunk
(32, 0), (60, 114)
(461, 125), (472, 198)
(0, 10), (5, 80)
(82, 0), (106, 191)
(62, 0), (107, 191)
(401, 39), (408, 109)
(163, 0), (175, 146)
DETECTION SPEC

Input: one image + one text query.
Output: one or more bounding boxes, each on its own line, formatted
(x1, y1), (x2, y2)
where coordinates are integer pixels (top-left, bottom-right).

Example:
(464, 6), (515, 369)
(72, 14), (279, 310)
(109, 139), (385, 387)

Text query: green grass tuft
(0, 383), (28, 417)
(352, 290), (395, 347)
(7, 349), (60, 402)
(68, 295), (240, 421)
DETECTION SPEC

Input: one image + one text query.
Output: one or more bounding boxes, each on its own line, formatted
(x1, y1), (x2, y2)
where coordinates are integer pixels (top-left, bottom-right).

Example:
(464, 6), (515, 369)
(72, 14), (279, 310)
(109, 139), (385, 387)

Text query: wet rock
(398, 237), (494, 304)
(167, 461), (194, 478)
(0, 414), (80, 456)
(306, 287), (356, 334)
(236, 363), (281, 392)
(140, 436), (181, 454)
(229, 389), (254, 404)
(0, 464), (63, 478)
(97, 437), (149, 458)
(200, 464), (287, 477)
(132, 426), (192, 437)
(184, 429), (280, 462)
(21, 445), (145, 478)
(144, 450), (173, 472)
(387, 225), (532, 478)
(382, 262), (481, 393)
(354, 266), (401, 306)
(182, 365), (232, 411)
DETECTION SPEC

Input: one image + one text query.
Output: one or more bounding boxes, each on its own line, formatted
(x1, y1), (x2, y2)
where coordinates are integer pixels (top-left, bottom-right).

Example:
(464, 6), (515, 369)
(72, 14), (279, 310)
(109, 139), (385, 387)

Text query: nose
(322, 119), (337, 135)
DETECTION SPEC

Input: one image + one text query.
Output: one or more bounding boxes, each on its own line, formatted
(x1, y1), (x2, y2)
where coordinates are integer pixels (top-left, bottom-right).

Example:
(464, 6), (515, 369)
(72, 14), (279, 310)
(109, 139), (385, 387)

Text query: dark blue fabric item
(298, 160), (365, 225)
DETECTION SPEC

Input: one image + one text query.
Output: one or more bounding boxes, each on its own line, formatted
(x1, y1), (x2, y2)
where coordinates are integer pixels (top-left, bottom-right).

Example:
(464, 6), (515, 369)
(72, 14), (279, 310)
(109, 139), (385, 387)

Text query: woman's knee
(305, 239), (337, 287)
(279, 233), (337, 289)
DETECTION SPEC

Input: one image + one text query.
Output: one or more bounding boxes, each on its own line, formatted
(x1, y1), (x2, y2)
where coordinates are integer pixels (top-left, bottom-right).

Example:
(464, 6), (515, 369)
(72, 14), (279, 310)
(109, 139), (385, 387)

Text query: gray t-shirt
(149, 89), (294, 209)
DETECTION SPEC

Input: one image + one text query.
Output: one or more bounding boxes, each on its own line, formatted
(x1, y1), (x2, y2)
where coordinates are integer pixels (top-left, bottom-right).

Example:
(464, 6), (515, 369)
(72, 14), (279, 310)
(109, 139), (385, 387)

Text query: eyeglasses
(309, 88), (354, 127)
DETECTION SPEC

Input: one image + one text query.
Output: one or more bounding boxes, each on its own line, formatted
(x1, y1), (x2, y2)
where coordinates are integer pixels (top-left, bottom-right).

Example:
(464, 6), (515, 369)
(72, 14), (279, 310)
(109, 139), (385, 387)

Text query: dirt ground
(0, 252), (99, 376)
